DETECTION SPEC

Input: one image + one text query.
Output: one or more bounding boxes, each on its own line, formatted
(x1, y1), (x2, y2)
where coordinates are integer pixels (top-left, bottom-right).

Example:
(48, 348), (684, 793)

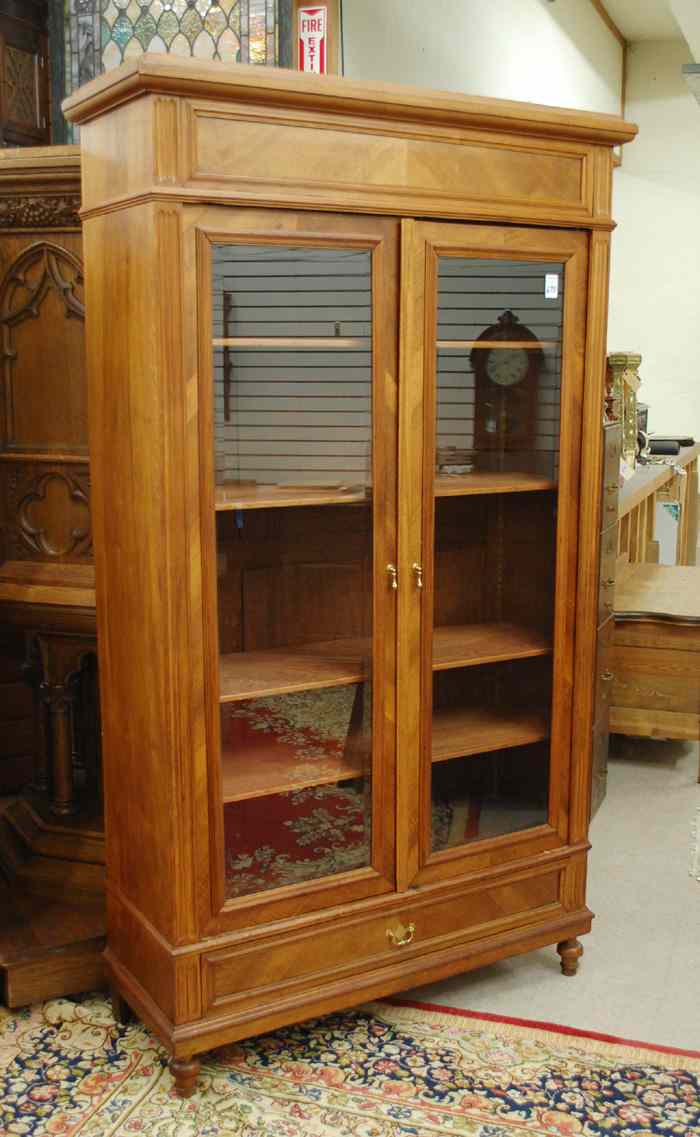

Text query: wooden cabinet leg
(170, 1056), (201, 1098)
(557, 938), (583, 976)
(110, 983), (133, 1025)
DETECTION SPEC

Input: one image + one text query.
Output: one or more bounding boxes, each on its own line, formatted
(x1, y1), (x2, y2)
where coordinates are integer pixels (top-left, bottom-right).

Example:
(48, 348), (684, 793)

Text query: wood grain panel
(202, 868), (561, 1015)
(190, 106), (590, 222)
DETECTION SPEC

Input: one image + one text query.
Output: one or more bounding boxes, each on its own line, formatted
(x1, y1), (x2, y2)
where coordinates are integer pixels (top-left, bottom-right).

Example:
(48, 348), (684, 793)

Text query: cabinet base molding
(105, 905), (592, 1072)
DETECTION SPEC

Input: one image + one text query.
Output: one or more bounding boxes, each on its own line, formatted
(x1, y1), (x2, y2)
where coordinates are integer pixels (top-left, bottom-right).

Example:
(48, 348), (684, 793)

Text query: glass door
(199, 213), (398, 920)
(399, 221), (588, 887)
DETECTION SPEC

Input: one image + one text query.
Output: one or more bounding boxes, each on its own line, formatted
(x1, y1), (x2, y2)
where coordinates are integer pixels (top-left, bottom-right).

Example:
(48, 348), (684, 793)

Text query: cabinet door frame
(183, 206), (400, 936)
(398, 220), (589, 889)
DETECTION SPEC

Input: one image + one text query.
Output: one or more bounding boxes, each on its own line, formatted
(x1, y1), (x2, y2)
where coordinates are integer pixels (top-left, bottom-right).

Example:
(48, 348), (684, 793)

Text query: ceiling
(602, 0), (681, 41)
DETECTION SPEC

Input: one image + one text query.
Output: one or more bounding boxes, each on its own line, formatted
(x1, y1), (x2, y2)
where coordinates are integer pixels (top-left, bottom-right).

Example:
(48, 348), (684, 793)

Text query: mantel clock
(472, 309), (544, 453)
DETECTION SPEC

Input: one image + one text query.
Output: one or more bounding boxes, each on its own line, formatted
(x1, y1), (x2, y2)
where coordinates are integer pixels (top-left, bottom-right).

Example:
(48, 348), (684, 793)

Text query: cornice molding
(63, 54), (638, 148)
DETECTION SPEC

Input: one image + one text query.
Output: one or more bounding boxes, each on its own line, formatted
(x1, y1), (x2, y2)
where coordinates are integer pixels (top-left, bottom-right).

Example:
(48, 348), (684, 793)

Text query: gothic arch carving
(0, 241), (87, 455)
(0, 241), (84, 329)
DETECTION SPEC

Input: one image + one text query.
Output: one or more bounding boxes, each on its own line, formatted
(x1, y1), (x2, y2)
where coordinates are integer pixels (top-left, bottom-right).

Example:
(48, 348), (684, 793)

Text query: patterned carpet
(1, 993), (699, 1135)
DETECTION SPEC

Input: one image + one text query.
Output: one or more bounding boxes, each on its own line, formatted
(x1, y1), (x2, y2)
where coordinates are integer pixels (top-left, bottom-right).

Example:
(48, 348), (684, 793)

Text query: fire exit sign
(298, 5), (327, 74)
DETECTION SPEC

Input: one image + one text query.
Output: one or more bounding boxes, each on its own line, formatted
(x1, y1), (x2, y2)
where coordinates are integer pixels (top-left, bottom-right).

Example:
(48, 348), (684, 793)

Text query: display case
(64, 57), (636, 1096)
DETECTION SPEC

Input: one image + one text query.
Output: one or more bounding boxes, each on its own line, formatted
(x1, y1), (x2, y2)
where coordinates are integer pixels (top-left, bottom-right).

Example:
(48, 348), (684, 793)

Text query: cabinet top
(63, 54), (636, 148)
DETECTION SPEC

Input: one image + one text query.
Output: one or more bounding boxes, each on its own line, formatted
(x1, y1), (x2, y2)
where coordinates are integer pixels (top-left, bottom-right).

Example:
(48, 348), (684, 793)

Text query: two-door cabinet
(64, 57), (636, 1096)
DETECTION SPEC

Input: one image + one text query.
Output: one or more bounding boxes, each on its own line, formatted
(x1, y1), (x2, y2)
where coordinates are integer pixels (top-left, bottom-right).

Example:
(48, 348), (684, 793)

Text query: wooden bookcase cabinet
(64, 58), (636, 1095)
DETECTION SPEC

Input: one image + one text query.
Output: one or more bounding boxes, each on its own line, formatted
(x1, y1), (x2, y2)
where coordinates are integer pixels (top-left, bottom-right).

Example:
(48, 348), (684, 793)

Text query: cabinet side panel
(79, 100), (157, 211)
(570, 230), (611, 849)
(83, 204), (195, 943)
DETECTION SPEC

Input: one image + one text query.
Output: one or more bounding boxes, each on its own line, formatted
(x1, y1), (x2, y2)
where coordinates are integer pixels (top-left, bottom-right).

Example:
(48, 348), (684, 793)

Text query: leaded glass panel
(52, 0), (279, 141)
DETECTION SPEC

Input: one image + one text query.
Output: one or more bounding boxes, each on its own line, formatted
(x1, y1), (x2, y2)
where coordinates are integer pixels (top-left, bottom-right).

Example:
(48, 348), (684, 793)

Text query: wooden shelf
(435, 472), (556, 497)
(437, 340), (557, 350)
(433, 623), (551, 670)
(215, 475), (553, 510)
(432, 705), (548, 763)
(219, 638), (368, 702)
(220, 625), (549, 701)
(216, 483), (369, 511)
(213, 337), (366, 349)
(221, 739), (365, 803)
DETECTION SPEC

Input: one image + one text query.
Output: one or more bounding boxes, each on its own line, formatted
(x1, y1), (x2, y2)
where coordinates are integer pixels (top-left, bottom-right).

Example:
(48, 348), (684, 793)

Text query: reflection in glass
(212, 241), (375, 900)
(430, 256), (564, 855)
(432, 744), (550, 852)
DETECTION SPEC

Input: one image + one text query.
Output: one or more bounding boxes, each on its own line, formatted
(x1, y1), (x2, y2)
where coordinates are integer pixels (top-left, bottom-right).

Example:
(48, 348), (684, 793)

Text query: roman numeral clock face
(485, 348), (529, 387)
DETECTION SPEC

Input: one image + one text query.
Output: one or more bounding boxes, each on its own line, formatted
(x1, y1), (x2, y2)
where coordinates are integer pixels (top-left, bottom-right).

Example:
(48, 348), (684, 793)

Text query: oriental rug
(1, 993), (699, 1136)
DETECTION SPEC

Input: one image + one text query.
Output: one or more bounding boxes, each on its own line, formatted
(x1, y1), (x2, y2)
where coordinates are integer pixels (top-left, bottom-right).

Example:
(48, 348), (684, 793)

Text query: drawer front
(611, 643), (700, 713)
(602, 423), (621, 526)
(598, 523), (618, 625)
(595, 616), (614, 723)
(202, 869), (562, 1015)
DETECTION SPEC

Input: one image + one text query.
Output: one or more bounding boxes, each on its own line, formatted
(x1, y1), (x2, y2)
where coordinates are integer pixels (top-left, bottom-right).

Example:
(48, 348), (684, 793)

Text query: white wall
(342, 0), (622, 115)
(608, 39), (700, 433)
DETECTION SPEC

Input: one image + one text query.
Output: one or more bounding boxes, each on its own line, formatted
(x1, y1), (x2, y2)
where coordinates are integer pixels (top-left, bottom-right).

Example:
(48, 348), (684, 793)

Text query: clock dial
(485, 348), (529, 387)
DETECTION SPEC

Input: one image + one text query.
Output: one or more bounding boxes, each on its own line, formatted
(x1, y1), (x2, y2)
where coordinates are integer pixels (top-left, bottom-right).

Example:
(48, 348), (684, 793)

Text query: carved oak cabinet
(64, 57), (636, 1095)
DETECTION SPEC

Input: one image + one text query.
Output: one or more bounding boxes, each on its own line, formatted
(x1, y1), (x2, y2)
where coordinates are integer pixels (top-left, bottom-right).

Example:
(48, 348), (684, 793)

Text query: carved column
(607, 351), (642, 467)
(45, 683), (77, 815)
(35, 634), (91, 817)
(22, 636), (50, 793)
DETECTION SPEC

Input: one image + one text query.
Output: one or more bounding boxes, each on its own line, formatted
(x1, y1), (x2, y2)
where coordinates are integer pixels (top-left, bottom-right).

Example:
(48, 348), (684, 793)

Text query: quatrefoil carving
(18, 472), (90, 557)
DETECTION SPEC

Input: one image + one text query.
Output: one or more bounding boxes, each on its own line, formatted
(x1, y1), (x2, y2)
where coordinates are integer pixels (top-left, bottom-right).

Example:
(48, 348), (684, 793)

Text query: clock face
(485, 348), (529, 387)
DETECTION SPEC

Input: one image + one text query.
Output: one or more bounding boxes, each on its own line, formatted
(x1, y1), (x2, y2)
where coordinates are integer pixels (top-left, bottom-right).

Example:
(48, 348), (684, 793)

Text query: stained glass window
(52, 0), (279, 140)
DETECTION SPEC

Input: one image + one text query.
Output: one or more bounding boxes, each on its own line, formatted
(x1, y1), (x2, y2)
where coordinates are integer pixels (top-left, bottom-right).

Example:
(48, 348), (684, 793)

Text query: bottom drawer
(203, 867), (562, 1015)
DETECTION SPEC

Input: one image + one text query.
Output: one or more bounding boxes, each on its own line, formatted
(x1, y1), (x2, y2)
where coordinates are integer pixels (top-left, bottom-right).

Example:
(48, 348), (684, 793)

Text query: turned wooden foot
(110, 983), (133, 1025)
(557, 938), (583, 976)
(170, 1056), (201, 1098)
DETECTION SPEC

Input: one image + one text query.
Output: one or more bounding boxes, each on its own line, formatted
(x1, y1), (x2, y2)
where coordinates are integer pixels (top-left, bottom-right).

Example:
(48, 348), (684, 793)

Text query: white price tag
(544, 273), (559, 299)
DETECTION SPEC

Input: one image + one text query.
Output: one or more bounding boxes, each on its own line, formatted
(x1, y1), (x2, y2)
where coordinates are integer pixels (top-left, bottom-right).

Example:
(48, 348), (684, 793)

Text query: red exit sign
(298, 5), (327, 74)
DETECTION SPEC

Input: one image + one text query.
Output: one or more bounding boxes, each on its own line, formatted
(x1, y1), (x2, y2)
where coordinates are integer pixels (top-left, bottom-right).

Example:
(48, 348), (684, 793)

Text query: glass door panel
(210, 242), (376, 901)
(430, 255), (565, 854)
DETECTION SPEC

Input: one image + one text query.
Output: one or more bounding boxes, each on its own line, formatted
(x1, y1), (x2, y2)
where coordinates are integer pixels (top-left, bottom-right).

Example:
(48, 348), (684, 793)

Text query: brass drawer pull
(603, 577), (615, 586)
(386, 563), (398, 590)
(605, 482), (619, 492)
(600, 670), (615, 683)
(412, 562), (423, 590)
(387, 921), (415, 947)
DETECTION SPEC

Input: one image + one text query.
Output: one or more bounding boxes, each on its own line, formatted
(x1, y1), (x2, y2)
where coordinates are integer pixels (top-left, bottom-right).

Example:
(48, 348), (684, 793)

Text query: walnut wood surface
(556, 937), (583, 976)
(68, 57), (629, 1082)
(434, 472), (557, 497)
(215, 483), (368, 511)
(220, 738), (365, 802)
(63, 55), (636, 147)
(431, 706), (548, 763)
(219, 639), (367, 701)
(433, 623), (551, 670)
(64, 58), (635, 236)
(169, 1057), (201, 1098)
